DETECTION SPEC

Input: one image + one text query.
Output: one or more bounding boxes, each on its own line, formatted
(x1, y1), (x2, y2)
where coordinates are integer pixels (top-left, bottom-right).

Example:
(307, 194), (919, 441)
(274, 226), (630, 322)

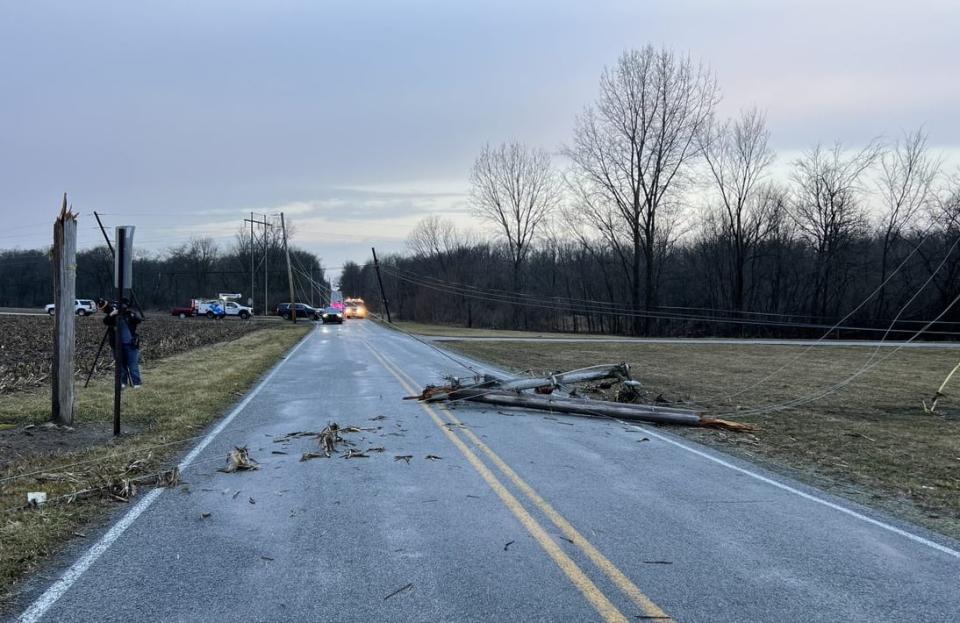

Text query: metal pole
(84, 329), (109, 388)
(281, 212), (296, 323)
(94, 211), (145, 320)
(113, 228), (125, 437)
(372, 247), (392, 323)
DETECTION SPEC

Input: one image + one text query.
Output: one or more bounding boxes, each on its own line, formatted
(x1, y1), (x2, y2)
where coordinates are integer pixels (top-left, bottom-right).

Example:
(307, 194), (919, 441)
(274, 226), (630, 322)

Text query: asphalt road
(11, 320), (960, 622)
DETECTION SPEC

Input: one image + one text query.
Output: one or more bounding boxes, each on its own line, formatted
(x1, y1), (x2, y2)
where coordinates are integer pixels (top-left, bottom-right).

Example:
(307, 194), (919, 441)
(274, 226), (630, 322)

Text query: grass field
(0, 322), (311, 603)
(442, 338), (960, 540)
(392, 320), (612, 339)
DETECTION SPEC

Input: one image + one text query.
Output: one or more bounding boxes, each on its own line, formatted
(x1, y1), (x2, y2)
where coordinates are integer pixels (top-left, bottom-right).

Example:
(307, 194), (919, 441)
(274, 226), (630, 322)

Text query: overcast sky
(2, 0), (958, 276)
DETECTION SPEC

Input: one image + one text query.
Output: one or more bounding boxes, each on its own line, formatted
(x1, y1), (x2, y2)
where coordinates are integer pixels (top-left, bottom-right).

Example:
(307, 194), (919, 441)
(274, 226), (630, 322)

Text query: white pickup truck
(195, 299), (253, 319)
(44, 299), (97, 316)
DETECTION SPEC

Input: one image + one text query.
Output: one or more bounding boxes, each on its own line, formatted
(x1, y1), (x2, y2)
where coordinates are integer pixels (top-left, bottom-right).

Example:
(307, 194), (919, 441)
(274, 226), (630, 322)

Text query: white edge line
(635, 426), (960, 560)
(408, 326), (960, 561)
(17, 327), (315, 623)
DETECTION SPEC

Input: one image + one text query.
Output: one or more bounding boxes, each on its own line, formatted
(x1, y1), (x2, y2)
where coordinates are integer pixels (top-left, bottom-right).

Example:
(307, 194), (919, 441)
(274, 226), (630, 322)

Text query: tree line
(341, 46), (960, 338)
(0, 228), (331, 315)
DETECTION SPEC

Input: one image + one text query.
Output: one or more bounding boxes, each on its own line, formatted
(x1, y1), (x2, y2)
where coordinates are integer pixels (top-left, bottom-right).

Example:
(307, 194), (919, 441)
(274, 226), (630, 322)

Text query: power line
(383, 267), (960, 336)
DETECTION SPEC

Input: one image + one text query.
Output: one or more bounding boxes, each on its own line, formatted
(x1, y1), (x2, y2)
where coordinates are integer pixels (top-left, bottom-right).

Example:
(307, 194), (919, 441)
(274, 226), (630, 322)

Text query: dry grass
(444, 339), (960, 540)
(0, 322), (310, 602)
(393, 320), (611, 339)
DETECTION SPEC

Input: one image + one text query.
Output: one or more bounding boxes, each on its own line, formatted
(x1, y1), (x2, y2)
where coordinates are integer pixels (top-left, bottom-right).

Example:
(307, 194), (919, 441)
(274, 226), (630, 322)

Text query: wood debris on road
(219, 446), (259, 473)
(383, 583), (414, 600)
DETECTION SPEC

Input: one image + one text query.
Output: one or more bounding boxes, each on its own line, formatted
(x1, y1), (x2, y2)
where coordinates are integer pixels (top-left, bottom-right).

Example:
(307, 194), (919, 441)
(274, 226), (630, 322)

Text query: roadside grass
(0, 322), (310, 603)
(443, 339), (960, 540)
(393, 320), (610, 339)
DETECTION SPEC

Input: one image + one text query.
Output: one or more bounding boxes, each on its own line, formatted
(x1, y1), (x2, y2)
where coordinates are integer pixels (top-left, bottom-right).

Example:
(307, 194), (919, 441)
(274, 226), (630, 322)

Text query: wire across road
(420, 334), (960, 348)
(11, 320), (960, 622)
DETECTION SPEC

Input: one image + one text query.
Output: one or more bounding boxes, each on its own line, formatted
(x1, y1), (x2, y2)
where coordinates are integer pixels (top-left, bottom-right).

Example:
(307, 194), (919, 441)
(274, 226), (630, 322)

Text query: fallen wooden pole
(422, 363), (634, 403)
(496, 363), (632, 392)
(405, 362), (757, 432)
(467, 392), (702, 425)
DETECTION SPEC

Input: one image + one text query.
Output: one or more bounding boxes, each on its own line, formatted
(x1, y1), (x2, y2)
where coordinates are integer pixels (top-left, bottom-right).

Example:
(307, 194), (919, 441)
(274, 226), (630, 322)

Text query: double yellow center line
(363, 340), (672, 623)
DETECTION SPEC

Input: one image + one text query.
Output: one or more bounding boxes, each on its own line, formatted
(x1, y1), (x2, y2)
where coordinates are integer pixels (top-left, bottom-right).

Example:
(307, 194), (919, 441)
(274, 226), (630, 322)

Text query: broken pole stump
(51, 194), (78, 426)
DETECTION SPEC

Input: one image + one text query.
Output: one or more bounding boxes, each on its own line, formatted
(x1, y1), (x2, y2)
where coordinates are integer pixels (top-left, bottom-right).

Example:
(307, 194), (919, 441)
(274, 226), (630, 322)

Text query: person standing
(210, 300), (225, 319)
(98, 297), (143, 388)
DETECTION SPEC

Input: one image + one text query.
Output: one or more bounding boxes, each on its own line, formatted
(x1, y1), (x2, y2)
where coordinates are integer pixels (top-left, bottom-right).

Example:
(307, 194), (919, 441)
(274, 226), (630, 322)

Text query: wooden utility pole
(249, 211), (254, 310)
(281, 212), (296, 322)
(264, 225), (269, 317)
(372, 247), (392, 323)
(244, 213), (272, 315)
(52, 194), (77, 425)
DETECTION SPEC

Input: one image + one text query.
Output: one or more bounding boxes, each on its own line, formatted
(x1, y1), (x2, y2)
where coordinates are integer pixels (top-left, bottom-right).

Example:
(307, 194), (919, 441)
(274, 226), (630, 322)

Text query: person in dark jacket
(97, 297), (143, 388)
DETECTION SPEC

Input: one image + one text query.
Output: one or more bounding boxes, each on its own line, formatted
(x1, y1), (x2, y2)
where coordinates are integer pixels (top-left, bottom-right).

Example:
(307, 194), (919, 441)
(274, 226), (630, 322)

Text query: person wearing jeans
(98, 297), (143, 388)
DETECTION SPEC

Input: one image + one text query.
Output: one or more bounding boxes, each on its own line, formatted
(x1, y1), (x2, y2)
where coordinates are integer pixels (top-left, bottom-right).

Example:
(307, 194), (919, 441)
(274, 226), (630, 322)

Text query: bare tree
(407, 215), (461, 267)
(790, 141), (881, 316)
(564, 45), (719, 334)
(919, 173), (960, 310)
(470, 142), (561, 295)
(933, 172), (960, 232)
(701, 107), (776, 312)
(169, 237), (219, 295)
(874, 128), (941, 317)
(406, 215), (481, 326)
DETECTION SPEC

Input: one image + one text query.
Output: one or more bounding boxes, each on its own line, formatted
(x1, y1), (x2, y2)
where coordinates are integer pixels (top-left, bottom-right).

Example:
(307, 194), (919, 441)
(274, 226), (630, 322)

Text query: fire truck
(343, 297), (367, 319)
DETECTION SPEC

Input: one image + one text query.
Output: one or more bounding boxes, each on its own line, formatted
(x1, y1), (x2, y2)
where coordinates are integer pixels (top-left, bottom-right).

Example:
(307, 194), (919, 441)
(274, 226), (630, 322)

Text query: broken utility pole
(407, 363), (755, 432)
(51, 194), (77, 426)
(281, 212), (296, 323)
(372, 247), (392, 323)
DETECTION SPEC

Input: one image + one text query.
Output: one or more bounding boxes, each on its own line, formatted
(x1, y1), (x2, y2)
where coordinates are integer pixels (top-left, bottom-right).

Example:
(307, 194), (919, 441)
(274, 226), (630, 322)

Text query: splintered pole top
(57, 193), (77, 222)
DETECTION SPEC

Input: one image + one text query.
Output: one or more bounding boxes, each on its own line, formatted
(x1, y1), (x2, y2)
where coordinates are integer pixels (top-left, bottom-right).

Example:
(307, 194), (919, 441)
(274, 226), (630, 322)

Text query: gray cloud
(2, 0), (958, 273)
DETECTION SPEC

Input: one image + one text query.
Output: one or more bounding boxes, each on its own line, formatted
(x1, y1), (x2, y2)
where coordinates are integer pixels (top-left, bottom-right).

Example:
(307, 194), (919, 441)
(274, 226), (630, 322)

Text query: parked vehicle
(170, 303), (196, 318)
(321, 306), (344, 324)
(330, 289), (344, 311)
(275, 302), (320, 320)
(44, 299), (97, 316)
(195, 299), (253, 319)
